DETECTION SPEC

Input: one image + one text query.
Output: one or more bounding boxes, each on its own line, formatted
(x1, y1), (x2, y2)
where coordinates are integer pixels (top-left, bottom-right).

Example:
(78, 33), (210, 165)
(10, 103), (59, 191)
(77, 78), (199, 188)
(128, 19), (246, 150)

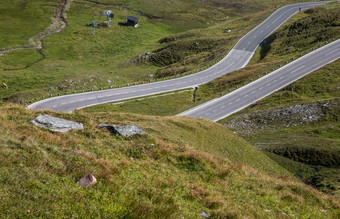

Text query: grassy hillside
(0, 0), (328, 103)
(0, 0), (59, 48)
(1, 1), (339, 216)
(83, 2), (340, 197)
(1, 104), (339, 217)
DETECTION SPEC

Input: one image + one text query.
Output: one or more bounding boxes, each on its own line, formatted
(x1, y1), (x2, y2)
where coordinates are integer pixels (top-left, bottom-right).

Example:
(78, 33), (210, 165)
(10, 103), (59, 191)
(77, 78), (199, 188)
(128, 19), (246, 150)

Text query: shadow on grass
(118, 22), (133, 27)
(259, 34), (276, 60)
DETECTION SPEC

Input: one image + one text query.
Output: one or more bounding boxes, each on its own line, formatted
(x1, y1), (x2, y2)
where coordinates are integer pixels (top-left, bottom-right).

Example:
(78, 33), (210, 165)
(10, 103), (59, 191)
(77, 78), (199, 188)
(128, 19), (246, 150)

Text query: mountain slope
(0, 105), (339, 217)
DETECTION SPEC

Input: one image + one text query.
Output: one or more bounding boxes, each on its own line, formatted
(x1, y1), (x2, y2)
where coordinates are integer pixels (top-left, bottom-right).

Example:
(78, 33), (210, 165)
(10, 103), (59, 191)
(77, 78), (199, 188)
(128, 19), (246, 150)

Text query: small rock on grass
(98, 123), (147, 137)
(77, 174), (97, 188)
(199, 211), (210, 218)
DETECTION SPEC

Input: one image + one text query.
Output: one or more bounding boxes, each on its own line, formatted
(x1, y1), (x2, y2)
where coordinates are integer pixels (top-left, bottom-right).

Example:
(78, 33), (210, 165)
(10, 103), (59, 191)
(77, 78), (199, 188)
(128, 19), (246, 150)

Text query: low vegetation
(1, 104), (339, 217)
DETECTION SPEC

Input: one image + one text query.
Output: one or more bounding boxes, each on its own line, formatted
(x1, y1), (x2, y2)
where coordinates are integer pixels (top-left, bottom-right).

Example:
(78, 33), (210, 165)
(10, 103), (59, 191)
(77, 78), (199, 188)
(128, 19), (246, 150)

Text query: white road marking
(259, 87), (263, 90)
(223, 63), (234, 70)
(291, 65), (305, 74)
(228, 102), (233, 105)
(273, 80), (277, 83)
(260, 30), (263, 33)
(280, 76), (284, 79)
(212, 109), (217, 113)
(236, 98), (240, 102)
(251, 91), (256, 94)
(244, 94), (248, 97)
(325, 48), (339, 55)
(266, 83), (271, 86)
(220, 106), (225, 109)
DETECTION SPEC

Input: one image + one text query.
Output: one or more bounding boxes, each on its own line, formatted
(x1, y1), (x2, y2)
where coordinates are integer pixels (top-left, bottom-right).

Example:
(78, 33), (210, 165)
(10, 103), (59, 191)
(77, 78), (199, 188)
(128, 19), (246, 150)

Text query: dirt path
(35, 0), (68, 50)
(0, 0), (151, 70)
(0, 0), (70, 68)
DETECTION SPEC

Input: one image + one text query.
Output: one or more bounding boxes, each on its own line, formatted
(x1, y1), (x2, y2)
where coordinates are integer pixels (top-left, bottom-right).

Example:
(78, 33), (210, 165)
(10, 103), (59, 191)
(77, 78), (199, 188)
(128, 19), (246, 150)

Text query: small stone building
(126, 16), (139, 27)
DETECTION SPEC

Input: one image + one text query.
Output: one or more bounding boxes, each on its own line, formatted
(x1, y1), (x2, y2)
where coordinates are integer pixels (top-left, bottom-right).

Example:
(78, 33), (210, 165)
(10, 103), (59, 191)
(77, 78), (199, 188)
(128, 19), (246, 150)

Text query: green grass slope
(0, 104), (339, 217)
(0, 0), (59, 48)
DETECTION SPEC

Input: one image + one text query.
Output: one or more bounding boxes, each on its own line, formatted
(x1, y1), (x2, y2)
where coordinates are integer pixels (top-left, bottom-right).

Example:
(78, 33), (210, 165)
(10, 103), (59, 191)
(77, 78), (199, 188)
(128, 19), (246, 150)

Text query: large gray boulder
(32, 114), (83, 132)
(98, 123), (147, 137)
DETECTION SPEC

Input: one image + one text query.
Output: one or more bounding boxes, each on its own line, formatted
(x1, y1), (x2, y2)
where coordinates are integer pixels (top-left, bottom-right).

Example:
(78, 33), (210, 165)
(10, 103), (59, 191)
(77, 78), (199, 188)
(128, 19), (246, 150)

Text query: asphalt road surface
(179, 39), (340, 121)
(28, 2), (329, 112)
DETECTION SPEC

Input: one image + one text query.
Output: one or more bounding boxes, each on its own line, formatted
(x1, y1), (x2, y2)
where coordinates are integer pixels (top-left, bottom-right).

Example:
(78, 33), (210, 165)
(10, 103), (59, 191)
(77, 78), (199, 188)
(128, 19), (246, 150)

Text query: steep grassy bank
(1, 104), (339, 217)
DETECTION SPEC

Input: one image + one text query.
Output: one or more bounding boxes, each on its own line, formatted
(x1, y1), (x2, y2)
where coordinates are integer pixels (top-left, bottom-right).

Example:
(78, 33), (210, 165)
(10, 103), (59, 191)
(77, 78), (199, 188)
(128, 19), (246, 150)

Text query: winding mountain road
(28, 2), (330, 113)
(179, 39), (340, 121)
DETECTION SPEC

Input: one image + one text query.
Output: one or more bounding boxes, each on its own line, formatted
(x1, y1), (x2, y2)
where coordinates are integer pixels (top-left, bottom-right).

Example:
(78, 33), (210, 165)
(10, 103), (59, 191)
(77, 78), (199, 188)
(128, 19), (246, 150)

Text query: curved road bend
(28, 2), (328, 112)
(179, 39), (340, 121)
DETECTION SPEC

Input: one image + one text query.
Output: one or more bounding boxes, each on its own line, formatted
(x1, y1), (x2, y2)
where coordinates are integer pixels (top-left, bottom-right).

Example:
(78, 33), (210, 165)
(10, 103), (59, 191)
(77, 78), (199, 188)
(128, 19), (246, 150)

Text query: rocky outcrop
(224, 99), (339, 134)
(32, 114), (83, 132)
(98, 123), (147, 137)
(77, 174), (97, 188)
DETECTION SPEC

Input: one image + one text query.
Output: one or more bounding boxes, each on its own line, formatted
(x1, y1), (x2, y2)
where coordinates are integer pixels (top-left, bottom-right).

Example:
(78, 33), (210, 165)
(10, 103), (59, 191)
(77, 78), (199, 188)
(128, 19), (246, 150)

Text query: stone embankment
(224, 99), (339, 134)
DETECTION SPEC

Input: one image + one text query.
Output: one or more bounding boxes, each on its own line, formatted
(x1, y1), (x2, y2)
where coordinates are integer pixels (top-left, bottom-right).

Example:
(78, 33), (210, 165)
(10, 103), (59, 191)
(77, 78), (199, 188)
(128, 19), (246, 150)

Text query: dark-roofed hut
(127, 16), (139, 27)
